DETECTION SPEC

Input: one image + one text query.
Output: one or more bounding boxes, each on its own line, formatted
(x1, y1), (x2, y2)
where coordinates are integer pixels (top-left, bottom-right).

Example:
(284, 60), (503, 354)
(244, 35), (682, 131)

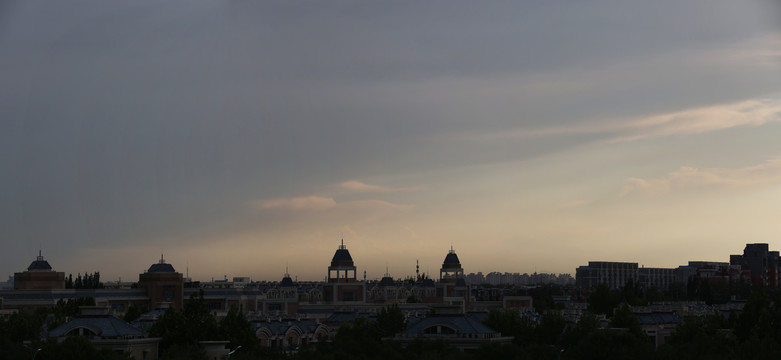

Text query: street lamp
(228, 345), (242, 359)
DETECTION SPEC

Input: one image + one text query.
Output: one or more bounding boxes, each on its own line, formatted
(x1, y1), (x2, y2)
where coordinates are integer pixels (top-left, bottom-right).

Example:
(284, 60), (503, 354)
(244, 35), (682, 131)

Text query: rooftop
(443, 246), (461, 267)
(27, 251), (53, 272)
(48, 314), (144, 339)
(147, 254), (176, 273)
(330, 240), (354, 267)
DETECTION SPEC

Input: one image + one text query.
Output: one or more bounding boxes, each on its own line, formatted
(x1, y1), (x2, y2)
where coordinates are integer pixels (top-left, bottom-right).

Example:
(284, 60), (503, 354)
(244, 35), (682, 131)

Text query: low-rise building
(48, 306), (160, 360)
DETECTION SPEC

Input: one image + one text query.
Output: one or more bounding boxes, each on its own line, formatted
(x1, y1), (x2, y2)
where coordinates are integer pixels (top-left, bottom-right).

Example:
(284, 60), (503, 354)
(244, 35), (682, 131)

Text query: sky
(1, 0), (781, 283)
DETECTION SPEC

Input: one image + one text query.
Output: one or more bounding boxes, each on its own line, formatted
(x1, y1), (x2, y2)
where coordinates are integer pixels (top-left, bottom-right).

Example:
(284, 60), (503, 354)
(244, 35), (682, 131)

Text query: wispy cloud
(338, 180), (423, 193)
(620, 158), (781, 197)
(718, 32), (781, 68)
(609, 98), (781, 143)
(252, 196), (413, 212)
(251, 179), (418, 215)
(341, 199), (416, 210)
(490, 97), (781, 143)
(253, 196), (337, 211)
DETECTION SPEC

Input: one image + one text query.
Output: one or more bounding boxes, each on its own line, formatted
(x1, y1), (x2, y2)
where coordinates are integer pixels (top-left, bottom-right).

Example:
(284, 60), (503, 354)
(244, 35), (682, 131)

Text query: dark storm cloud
(1, 0), (779, 274)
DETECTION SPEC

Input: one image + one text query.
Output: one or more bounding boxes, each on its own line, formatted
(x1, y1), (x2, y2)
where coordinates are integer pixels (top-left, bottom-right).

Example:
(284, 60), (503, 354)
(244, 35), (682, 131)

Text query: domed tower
(323, 240), (365, 304)
(14, 251), (65, 290)
(279, 267), (297, 299)
(280, 269), (295, 288)
(261, 267), (300, 315)
(328, 240), (357, 283)
(138, 254), (184, 310)
(440, 246), (464, 283)
(370, 267), (400, 303)
(436, 246), (469, 308)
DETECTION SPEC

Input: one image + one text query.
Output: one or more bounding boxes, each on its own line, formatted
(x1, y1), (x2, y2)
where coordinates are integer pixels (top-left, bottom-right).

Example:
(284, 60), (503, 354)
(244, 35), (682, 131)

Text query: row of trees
(148, 290), (276, 360)
(64, 272), (103, 289)
(477, 290), (781, 359)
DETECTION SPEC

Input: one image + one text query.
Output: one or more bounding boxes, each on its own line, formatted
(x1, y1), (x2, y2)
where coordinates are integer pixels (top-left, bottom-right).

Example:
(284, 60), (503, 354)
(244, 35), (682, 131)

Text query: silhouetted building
(253, 318), (331, 349)
(436, 247), (470, 308)
(637, 267), (675, 290)
(576, 261), (638, 290)
(322, 241), (365, 303)
(390, 314), (513, 350)
(410, 278), (437, 303)
(730, 243), (779, 287)
(440, 246), (464, 283)
(48, 306), (160, 359)
(137, 255), (183, 310)
(259, 269), (300, 314)
(14, 251), (65, 290)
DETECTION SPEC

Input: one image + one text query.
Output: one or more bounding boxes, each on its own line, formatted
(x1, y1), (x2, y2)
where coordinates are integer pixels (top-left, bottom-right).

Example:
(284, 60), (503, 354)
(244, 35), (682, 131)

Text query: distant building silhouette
(48, 306), (160, 359)
(137, 254), (184, 310)
(435, 246), (470, 309)
(576, 261), (638, 290)
(730, 243), (780, 288)
(13, 251), (65, 290)
(576, 244), (778, 291)
(322, 240), (366, 303)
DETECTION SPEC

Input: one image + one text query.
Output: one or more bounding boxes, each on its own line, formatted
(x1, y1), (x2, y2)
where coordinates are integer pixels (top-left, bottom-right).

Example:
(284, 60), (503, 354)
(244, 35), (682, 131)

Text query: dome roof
(442, 247), (461, 269)
(147, 255), (176, 273)
(443, 252), (460, 265)
(378, 276), (396, 287)
(28, 260), (52, 271)
(280, 267), (295, 287)
(280, 276), (295, 287)
(332, 249), (353, 263)
(27, 252), (53, 271)
(148, 263), (176, 273)
(330, 240), (354, 267)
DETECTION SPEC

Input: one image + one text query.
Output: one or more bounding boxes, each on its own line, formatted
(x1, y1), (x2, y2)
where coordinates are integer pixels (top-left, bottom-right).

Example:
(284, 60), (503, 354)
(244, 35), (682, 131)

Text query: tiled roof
(443, 252), (460, 265)
(331, 249), (353, 264)
(147, 263), (176, 273)
(28, 260), (52, 271)
(403, 314), (498, 335)
(378, 276), (396, 287)
(48, 315), (144, 338)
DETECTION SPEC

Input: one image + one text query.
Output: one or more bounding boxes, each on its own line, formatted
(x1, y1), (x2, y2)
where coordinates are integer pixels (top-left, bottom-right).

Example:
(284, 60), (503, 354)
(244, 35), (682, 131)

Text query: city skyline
(2, 241), (768, 285)
(2, 1), (781, 282)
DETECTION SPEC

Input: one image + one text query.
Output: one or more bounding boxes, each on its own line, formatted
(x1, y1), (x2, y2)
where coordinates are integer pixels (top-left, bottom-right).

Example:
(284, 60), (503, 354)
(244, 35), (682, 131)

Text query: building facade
(575, 261), (639, 290)
(13, 251), (65, 290)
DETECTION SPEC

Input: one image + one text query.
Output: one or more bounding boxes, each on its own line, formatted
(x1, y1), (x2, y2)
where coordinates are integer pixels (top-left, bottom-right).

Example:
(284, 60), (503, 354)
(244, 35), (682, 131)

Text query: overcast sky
(2, 0), (781, 282)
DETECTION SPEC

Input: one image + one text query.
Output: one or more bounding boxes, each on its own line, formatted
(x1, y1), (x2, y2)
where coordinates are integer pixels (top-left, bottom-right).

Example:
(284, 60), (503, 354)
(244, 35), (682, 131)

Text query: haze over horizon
(2, 0), (781, 283)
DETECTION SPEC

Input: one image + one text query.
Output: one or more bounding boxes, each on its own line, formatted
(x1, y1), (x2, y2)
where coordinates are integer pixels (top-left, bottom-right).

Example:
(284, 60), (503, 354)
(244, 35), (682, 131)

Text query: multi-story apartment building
(576, 261), (638, 290)
(730, 243), (780, 288)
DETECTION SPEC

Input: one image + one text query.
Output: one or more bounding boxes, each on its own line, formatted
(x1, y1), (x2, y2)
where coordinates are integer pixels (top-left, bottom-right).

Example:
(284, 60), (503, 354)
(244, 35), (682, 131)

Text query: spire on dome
(147, 254), (175, 273)
(27, 250), (53, 272)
